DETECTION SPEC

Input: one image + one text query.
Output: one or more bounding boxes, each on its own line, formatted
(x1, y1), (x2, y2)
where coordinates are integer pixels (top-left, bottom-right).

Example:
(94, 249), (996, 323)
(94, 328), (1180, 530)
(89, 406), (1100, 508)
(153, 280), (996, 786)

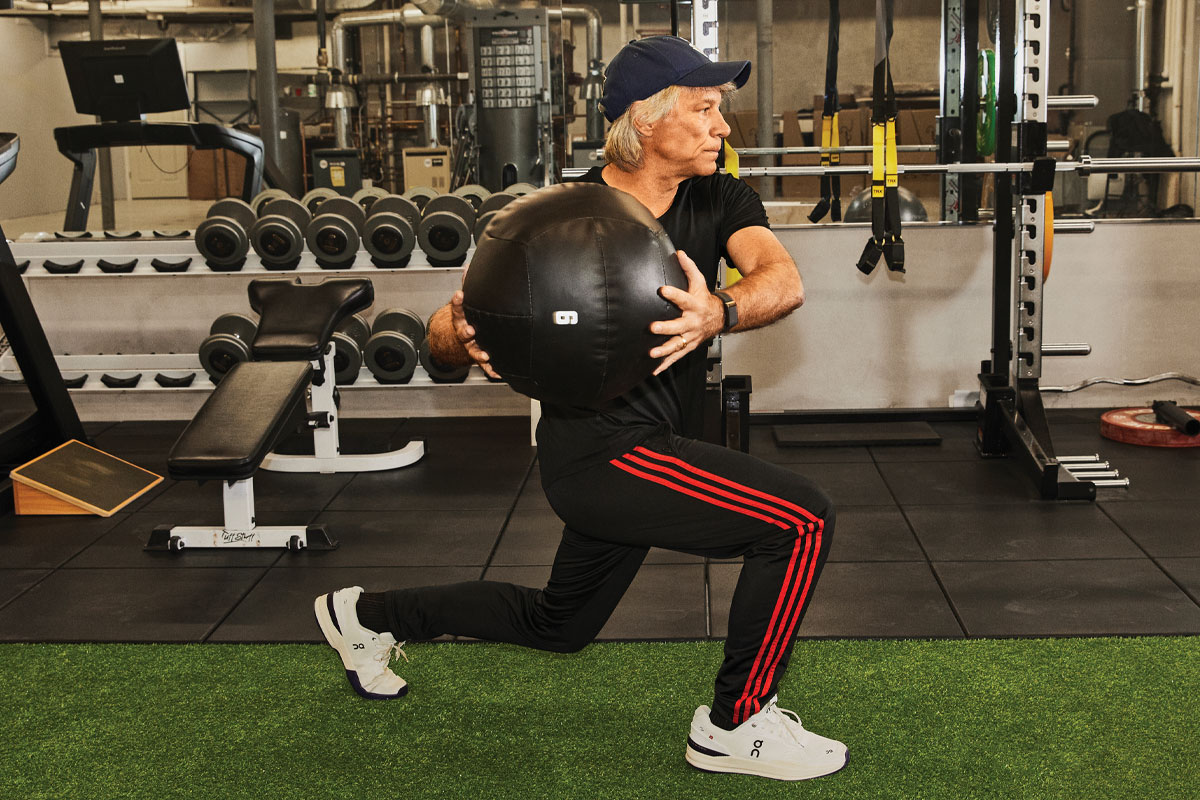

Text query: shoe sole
(685, 745), (848, 781)
(314, 592), (408, 701)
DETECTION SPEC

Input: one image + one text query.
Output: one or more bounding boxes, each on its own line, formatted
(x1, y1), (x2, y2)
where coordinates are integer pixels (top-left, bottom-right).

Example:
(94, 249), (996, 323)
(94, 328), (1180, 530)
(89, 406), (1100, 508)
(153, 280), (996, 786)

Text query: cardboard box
(187, 147), (248, 200)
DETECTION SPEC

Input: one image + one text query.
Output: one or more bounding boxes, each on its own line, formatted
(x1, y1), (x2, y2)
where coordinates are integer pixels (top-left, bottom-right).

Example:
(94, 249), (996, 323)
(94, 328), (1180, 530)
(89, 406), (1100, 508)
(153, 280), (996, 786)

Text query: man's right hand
(445, 291), (501, 380)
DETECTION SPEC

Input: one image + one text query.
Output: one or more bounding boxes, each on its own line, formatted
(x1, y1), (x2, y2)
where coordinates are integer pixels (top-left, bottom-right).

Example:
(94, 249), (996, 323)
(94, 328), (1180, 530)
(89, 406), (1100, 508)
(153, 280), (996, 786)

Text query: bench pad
(168, 360), (312, 482)
(249, 277), (374, 361)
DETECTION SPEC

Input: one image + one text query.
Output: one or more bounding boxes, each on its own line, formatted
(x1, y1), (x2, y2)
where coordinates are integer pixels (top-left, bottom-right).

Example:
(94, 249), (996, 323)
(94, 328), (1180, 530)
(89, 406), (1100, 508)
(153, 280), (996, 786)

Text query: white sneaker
(685, 697), (848, 781)
(314, 586), (409, 700)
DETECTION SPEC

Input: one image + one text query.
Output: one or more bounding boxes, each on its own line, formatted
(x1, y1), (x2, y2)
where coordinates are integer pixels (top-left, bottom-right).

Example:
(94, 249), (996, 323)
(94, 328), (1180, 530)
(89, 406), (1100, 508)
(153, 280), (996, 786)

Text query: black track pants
(382, 430), (834, 727)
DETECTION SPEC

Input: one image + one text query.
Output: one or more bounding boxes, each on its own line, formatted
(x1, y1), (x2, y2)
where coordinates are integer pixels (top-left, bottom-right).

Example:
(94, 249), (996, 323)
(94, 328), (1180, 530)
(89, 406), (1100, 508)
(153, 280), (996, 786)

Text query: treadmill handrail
(53, 121), (265, 231)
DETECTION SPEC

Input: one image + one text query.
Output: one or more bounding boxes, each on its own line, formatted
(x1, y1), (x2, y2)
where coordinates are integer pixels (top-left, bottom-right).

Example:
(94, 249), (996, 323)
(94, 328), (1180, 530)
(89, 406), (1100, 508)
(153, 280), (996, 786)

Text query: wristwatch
(714, 291), (738, 332)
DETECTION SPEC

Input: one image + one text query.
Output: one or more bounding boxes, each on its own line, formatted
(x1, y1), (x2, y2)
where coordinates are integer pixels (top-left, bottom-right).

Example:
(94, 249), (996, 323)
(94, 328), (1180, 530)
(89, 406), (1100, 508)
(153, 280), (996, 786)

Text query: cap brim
(675, 59), (752, 90)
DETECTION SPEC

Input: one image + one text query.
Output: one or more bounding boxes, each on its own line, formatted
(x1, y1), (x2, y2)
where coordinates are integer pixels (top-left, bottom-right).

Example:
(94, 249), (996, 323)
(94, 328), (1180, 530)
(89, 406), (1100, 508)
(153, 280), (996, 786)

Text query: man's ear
(630, 101), (654, 138)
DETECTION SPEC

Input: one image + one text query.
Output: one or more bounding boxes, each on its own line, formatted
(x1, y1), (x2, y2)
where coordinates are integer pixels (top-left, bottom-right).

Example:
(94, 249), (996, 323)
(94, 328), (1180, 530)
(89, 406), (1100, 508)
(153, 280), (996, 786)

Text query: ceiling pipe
(328, 7), (445, 147)
(551, 5), (605, 141)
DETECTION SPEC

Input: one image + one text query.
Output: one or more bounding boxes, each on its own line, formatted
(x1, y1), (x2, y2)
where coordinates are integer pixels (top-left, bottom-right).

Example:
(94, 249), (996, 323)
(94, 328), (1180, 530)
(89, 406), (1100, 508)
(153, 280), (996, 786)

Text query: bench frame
(260, 341), (425, 474)
(147, 476), (335, 551)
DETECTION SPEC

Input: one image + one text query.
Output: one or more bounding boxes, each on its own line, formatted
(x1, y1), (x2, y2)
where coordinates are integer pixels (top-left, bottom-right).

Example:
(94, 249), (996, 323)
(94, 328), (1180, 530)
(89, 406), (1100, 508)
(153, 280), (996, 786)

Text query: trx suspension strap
(809, 0), (841, 223)
(857, 0), (905, 274)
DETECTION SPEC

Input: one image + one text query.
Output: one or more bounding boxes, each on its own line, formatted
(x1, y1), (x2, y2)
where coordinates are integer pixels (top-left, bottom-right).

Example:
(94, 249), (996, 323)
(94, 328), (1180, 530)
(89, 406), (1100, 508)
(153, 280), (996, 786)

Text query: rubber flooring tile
(934, 559), (1200, 636)
(296, 509), (509, 568)
(904, 503), (1143, 561)
(0, 566), (268, 642)
(0, 511), (129, 569)
(1099, 501), (1200, 558)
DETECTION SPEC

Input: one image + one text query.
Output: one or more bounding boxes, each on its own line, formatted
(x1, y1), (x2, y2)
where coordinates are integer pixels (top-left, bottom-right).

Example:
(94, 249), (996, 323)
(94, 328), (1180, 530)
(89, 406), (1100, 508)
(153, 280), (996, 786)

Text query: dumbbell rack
(2, 232), (528, 421)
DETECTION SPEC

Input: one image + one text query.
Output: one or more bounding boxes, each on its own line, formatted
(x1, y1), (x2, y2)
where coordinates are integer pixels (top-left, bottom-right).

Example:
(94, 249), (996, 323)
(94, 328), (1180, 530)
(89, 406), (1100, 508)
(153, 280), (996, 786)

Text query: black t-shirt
(536, 166), (770, 483)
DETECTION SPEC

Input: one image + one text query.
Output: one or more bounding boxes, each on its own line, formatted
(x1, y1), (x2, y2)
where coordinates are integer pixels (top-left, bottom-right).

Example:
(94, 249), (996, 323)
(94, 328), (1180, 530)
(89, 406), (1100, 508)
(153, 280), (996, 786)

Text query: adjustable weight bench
(148, 277), (424, 552)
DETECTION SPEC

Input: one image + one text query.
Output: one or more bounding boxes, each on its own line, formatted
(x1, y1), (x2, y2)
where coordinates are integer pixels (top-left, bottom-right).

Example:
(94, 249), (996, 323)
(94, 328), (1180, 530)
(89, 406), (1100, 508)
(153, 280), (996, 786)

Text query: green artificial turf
(1, 637), (1198, 799)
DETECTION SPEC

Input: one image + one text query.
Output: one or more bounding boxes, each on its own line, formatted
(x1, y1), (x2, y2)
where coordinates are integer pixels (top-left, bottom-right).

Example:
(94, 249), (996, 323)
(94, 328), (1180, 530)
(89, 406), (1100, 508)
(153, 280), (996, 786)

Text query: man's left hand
(650, 250), (724, 375)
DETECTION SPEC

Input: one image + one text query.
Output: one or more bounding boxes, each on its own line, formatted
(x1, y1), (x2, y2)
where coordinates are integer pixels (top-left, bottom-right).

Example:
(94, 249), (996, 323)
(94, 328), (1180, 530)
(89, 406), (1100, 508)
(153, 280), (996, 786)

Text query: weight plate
(474, 210), (497, 244)
(305, 214), (361, 268)
(331, 330), (364, 385)
(417, 211), (471, 262)
(199, 333), (252, 382)
(372, 307), (425, 343)
(250, 216), (305, 268)
(352, 186), (389, 213)
(338, 313), (371, 347)
(369, 195), (420, 229)
(209, 312), (259, 342)
(207, 198), (257, 230)
(506, 182), (538, 196)
(250, 188), (292, 217)
(401, 186), (439, 211)
(423, 193), (476, 229)
(452, 183), (492, 210)
(1100, 407), (1200, 448)
(314, 196), (367, 231)
(364, 330), (419, 384)
(195, 217), (251, 268)
(261, 198), (311, 228)
(477, 191), (517, 217)
(363, 214), (416, 266)
(301, 188), (340, 215)
(419, 337), (469, 383)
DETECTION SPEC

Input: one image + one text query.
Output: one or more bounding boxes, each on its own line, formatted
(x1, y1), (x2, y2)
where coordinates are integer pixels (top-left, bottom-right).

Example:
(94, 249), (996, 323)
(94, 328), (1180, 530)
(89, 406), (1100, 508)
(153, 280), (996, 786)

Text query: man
(314, 36), (847, 782)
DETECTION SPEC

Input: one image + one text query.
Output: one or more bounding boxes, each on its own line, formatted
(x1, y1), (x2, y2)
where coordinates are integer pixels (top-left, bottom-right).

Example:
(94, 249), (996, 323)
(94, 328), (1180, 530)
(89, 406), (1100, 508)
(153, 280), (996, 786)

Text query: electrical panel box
(311, 148), (362, 196)
(402, 147), (452, 192)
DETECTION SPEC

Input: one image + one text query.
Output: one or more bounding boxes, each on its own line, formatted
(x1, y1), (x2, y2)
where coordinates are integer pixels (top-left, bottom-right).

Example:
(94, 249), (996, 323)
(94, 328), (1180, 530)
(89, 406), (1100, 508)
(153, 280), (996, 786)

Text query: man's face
(645, 87), (731, 177)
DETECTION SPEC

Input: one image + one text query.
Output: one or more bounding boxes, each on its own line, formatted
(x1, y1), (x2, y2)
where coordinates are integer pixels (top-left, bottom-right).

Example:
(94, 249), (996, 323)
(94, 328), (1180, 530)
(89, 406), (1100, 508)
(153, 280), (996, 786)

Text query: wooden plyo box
(9, 440), (163, 517)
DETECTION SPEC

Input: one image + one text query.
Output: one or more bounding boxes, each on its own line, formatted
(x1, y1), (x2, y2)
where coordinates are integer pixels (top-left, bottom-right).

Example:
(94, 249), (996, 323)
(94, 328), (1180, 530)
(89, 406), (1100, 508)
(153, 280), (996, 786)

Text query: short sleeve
(715, 175), (770, 263)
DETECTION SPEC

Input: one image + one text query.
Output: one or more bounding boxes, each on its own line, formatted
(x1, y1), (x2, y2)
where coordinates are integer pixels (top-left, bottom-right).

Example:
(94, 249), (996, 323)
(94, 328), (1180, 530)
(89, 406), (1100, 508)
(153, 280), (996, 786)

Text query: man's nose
(713, 109), (731, 139)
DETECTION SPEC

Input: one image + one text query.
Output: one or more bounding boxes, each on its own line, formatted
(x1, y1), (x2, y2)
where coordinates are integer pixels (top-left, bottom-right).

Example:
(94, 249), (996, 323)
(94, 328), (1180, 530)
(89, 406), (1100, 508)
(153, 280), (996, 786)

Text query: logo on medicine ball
(553, 311), (578, 325)
(751, 739), (763, 758)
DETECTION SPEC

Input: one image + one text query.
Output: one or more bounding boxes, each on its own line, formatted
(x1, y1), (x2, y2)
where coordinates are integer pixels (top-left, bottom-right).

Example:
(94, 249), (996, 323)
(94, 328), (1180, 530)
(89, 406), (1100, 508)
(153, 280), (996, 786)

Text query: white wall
(726, 219), (1200, 412)
(0, 19), (86, 220)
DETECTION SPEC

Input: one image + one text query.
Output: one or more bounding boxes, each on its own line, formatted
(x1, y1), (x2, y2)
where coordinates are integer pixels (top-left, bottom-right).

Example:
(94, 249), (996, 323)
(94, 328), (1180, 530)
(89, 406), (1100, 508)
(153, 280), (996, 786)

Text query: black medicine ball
(462, 182), (688, 406)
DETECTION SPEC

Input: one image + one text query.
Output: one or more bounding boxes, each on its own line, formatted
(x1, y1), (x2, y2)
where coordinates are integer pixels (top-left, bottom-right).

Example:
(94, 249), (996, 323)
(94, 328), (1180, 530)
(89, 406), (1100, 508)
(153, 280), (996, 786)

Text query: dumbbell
(417, 194), (476, 267)
(195, 198), (257, 271)
(305, 197), (367, 269)
(401, 186), (438, 212)
(250, 188), (292, 217)
(472, 191), (518, 244)
(331, 313), (371, 385)
(452, 183), (492, 212)
(353, 186), (389, 214)
(363, 195), (421, 269)
(249, 198), (311, 270)
(364, 308), (426, 384)
(417, 311), (470, 383)
(199, 312), (258, 383)
(301, 187), (340, 215)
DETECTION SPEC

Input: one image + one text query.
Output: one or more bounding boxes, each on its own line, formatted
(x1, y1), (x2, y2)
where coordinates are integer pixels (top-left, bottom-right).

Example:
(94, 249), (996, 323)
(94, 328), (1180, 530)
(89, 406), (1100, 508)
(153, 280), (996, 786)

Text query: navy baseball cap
(600, 36), (751, 123)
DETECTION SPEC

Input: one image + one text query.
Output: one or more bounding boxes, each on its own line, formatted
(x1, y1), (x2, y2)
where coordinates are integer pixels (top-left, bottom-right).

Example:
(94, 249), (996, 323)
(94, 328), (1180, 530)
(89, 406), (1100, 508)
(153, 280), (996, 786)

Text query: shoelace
(375, 640), (409, 667)
(762, 704), (810, 749)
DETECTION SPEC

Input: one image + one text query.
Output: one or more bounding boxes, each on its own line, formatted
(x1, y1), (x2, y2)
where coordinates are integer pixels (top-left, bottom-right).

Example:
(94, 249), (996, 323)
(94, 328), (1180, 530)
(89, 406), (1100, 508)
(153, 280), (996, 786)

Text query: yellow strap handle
(1043, 191), (1054, 282)
(723, 139), (740, 179)
(871, 123), (885, 197)
(830, 111), (841, 166)
(884, 118), (898, 188)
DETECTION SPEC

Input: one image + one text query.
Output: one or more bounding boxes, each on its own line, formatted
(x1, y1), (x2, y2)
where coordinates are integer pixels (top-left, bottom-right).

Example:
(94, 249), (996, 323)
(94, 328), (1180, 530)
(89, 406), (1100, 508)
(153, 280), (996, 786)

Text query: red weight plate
(1100, 407), (1200, 448)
